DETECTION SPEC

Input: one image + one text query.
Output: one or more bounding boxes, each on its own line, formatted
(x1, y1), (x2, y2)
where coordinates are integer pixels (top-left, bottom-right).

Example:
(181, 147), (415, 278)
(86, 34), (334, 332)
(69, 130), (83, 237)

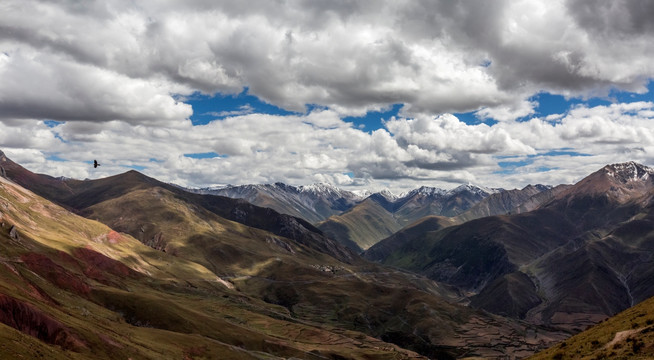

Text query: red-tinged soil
(20, 252), (91, 296)
(0, 293), (85, 350)
(106, 230), (123, 244)
(22, 282), (59, 306)
(73, 247), (139, 279)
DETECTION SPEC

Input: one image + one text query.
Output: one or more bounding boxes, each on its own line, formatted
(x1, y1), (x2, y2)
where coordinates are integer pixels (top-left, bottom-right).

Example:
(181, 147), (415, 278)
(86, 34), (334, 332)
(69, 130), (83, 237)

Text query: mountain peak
(298, 182), (340, 194)
(522, 184), (551, 191)
(603, 161), (653, 183)
(447, 183), (500, 197)
(404, 186), (447, 198)
(555, 161), (654, 205)
(374, 189), (398, 201)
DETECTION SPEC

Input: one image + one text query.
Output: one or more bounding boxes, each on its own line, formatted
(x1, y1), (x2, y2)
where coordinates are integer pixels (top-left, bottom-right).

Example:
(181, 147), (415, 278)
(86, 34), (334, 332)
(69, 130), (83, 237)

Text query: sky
(1, 0), (654, 193)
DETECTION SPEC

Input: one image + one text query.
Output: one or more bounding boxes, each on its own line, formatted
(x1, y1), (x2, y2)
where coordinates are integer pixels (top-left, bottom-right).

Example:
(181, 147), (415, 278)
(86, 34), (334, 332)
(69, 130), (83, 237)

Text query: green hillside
(529, 295), (654, 359)
(0, 174), (425, 359)
(318, 198), (404, 251)
(0, 161), (569, 359)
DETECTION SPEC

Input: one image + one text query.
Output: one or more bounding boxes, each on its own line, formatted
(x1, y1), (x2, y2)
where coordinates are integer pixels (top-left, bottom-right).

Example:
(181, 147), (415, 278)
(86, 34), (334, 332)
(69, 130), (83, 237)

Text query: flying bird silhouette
(93, 160), (100, 168)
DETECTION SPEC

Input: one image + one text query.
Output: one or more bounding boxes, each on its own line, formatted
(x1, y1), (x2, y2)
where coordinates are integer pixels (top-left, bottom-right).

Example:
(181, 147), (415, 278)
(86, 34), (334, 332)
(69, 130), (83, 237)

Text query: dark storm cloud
(566, 0), (654, 36)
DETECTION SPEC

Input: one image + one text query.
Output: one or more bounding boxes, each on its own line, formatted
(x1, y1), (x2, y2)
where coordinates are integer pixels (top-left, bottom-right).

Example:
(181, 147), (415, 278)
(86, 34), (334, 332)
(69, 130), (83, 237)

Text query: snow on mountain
(350, 189), (372, 198)
(187, 180), (547, 228)
(191, 182), (365, 223)
(298, 183), (366, 202)
(394, 184), (500, 202)
(298, 182), (340, 194)
(446, 183), (502, 197)
(375, 189), (399, 201)
(604, 161), (654, 183)
(553, 161), (654, 206)
(401, 186), (447, 198)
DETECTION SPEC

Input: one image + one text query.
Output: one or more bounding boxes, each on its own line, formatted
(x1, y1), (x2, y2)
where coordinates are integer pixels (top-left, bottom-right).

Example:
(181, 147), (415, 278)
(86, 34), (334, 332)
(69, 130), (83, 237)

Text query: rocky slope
(455, 184), (559, 222)
(365, 162), (654, 333)
(195, 182), (364, 223)
(319, 184), (501, 251)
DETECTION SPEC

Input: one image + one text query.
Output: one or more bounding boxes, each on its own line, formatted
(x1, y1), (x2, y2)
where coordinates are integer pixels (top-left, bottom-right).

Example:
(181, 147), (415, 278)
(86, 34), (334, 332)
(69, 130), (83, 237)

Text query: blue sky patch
(44, 120), (64, 128)
(537, 150), (591, 157)
(343, 104), (403, 131)
(495, 150), (589, 174)
(612, 81), (654, 103)
(185, 89), (296, 125)
(45, 153), (67, 162)
(183, 152), (224, 159)
(530, 92), (611, 117)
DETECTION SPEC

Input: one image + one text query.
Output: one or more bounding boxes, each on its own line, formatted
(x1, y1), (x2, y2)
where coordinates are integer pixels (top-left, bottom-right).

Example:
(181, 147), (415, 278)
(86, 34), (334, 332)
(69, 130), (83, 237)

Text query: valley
(1, 150), (654, 359)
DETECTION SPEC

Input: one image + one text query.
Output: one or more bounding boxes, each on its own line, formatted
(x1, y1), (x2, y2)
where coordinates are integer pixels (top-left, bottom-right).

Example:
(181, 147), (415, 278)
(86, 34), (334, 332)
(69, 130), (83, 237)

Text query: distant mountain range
(199, 181), (561, 251)
(197, 182), (505, 224)
(365, 161), (654, 332)
(192, 182), (365, 223)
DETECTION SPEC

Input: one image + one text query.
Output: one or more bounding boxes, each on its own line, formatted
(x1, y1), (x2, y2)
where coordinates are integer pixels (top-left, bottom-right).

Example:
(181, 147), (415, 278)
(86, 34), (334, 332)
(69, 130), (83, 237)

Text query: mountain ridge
(0, 150), (569, 359)
(319, 183), (520, 251)
(364, 161), (654, 333)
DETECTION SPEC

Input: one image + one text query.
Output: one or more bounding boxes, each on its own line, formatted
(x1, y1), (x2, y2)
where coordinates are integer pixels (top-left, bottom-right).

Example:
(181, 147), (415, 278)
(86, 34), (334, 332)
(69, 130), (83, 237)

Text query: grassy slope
(1, 156), (356, 265)
(529, 295), (654, 360)
(0, 168), (573, 359)
(0, 175), (425, 359)
(318, 198), (403, 250)
(80, 181), (561, 358)
(363, 215), (459, 263)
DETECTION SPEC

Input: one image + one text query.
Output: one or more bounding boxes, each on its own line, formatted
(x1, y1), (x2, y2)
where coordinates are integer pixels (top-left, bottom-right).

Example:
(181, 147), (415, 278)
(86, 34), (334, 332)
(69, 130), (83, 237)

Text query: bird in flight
(93, 160), (100, 168)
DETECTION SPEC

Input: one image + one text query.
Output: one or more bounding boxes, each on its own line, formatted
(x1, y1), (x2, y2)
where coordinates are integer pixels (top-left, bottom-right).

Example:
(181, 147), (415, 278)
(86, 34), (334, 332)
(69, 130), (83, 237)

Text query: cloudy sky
(2, 0), (654, 193)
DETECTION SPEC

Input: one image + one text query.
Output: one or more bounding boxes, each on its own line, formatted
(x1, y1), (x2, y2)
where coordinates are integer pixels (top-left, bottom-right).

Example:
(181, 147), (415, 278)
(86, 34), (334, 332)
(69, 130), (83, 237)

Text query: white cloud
(475, 100), (537, 122)
(385, 114), (536, 156)
(4, 100), (654, 192)
(204, 105), (254, 118)
(2, 0), (654, 192)
(5, 0), (654, 121)
(0, 46), (192, 124)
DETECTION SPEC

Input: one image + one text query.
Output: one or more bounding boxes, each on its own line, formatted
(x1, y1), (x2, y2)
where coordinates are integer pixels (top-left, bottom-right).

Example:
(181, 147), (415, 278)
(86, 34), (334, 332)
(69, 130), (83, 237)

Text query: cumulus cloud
(4, 100), (648, 192)
(0, 48), (192, 124)
(4, 0), (654, 121)
(2, 0), (654, 191)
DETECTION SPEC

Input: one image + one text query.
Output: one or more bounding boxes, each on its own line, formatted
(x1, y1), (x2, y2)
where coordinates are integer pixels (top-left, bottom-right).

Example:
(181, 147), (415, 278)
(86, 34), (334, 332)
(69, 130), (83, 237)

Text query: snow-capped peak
(446, 183), (500, 197)
(298, 182), (340, 194)
(403, 186), (447, 198)
(297, 183), (367, 201)
(351, 189), (372, 198)
(375, 189), (398, 201)
(604, 161), (654, 183)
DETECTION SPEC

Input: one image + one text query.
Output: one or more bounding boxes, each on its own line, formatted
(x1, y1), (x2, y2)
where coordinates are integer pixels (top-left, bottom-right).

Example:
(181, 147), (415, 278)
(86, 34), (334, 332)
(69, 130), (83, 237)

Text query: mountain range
(194, 182), (365, 224)
(203, 181), (558, 252)
(365, 161), (654, 332)
(2, 149), (654, 358)
(188, 159), (654, 357)
(0, 150), (569, 359)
